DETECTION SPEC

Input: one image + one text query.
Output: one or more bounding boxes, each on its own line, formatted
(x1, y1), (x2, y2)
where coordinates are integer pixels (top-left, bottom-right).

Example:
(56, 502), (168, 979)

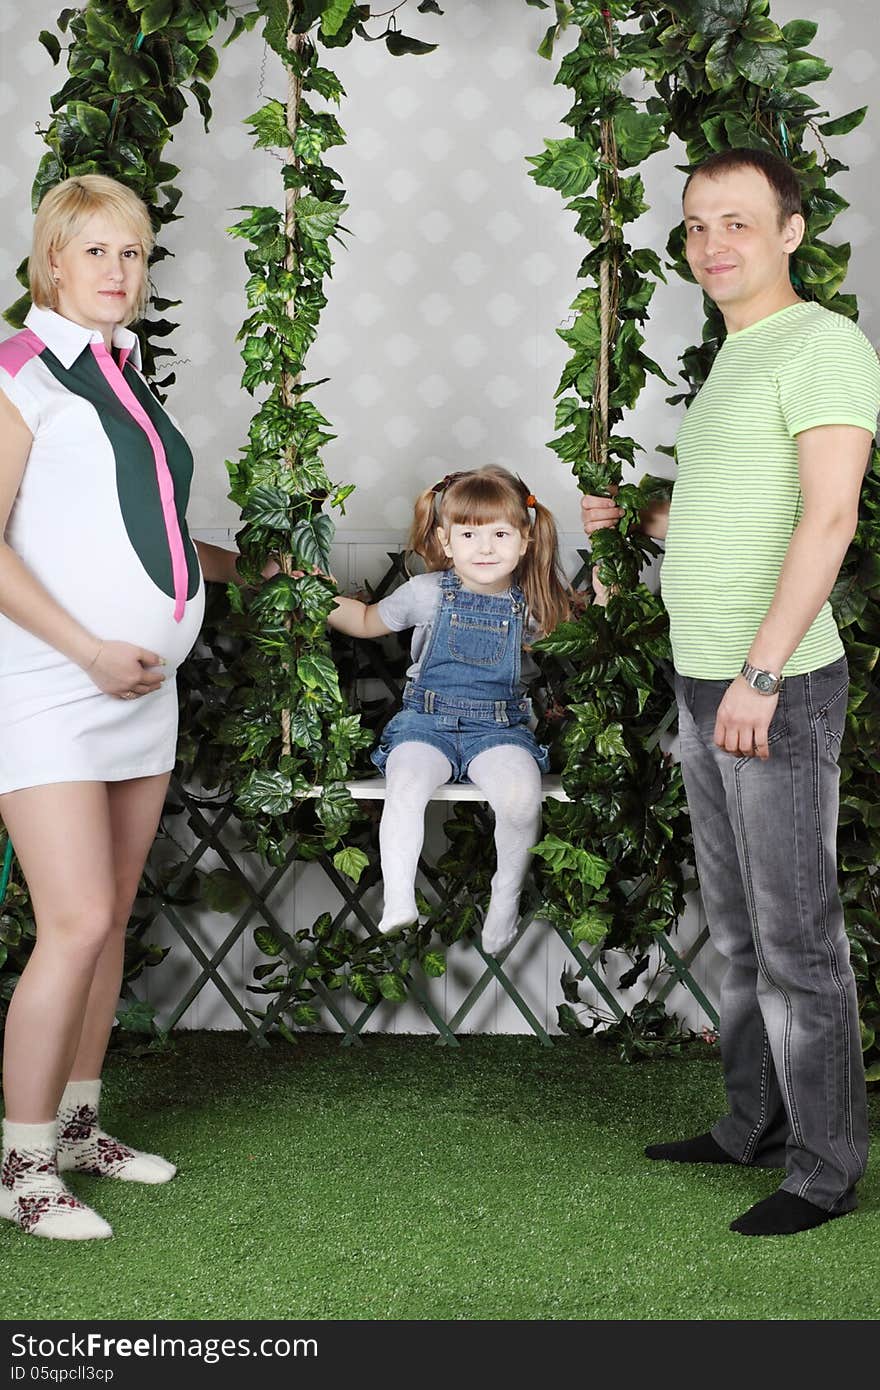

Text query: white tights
(377, 741), (543, 953)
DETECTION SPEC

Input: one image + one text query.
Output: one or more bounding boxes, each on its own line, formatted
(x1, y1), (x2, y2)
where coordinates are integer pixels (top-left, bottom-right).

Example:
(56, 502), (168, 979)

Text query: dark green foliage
(4, 0), (231, 384)
(526, 2), (692, 1045)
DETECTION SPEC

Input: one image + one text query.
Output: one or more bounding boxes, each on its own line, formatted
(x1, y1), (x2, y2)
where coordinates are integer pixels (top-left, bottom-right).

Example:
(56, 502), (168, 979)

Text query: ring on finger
(121, 690), (138, 700)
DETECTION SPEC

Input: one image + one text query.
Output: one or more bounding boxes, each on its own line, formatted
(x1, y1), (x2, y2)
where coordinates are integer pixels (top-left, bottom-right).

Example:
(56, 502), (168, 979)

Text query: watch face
(754, 672), (774, 693)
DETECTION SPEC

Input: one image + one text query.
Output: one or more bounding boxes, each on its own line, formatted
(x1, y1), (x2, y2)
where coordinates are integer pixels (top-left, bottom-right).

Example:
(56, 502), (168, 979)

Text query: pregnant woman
(0, 175), (247, 1240)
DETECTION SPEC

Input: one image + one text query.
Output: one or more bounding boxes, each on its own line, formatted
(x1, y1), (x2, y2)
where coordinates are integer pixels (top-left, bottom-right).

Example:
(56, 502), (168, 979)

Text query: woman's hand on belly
(87, 640), (166, 699)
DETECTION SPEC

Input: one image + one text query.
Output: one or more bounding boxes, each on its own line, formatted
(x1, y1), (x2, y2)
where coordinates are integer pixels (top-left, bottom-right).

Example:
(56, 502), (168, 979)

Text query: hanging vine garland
(522, 1), (693, 1053)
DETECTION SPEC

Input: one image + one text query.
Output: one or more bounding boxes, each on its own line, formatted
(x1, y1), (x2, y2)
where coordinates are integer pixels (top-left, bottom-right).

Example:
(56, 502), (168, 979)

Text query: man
(582, 147), (880, 1236)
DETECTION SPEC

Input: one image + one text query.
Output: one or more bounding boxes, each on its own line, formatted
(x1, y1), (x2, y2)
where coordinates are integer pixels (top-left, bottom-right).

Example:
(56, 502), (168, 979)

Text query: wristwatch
(740, 660), (783, 695)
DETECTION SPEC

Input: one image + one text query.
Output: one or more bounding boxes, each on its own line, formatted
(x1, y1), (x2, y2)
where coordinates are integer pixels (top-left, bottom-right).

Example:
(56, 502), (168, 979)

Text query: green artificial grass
(1, 1033), (878, 1321)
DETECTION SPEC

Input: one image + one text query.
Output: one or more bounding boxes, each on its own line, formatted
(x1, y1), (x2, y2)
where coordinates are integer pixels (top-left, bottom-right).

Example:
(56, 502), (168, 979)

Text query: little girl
(328, 465), (573, 954)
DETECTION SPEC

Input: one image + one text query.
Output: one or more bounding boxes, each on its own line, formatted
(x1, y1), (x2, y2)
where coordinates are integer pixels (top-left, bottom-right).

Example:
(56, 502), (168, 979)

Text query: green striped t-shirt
(661, 301), (880, 678)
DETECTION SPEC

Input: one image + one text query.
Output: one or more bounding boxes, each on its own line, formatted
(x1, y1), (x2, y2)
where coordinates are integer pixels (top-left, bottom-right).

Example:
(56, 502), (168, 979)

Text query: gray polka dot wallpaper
(2, 0), (877, 539)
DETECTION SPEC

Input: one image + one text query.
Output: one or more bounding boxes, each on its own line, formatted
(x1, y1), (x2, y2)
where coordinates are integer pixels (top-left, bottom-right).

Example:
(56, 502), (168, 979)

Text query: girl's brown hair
(407, 464), (573, 637)
(30, 175), (154, 324)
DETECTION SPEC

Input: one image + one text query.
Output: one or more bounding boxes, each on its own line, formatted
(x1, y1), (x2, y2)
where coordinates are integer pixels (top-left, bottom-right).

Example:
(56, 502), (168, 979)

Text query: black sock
(730, 1189), (847, 1237)
(644, 1131), (739, 1164)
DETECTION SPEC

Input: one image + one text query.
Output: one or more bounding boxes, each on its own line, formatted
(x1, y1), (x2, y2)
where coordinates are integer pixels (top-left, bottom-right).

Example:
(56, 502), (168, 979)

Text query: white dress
(0, 306), (205, 793)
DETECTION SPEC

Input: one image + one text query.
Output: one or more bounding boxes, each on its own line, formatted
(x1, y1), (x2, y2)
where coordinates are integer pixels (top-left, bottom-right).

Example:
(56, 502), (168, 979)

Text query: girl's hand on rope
(85, 640), (166, 699)
(581, 485), (623, 536)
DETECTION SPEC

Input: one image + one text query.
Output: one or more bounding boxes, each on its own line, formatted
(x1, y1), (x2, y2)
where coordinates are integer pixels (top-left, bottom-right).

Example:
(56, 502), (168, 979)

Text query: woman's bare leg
(0, 782), (115, 1122)
(69, 771), (171, 1080)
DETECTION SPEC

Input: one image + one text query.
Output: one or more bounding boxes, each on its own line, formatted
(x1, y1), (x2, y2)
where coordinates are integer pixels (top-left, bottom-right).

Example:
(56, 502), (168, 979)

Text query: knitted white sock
(57, 1080), (176, 1184)
(0, 1118), (112, 1240)
(467, 745), (543, 955)
(378, 742), (453, 933)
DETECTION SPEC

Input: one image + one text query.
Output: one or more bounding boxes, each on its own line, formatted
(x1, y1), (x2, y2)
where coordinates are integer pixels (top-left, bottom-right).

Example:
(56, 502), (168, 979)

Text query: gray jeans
(675, 656), (868, 1211)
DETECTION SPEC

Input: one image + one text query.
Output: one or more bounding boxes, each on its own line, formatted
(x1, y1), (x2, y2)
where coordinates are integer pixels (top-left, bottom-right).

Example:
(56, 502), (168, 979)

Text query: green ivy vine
(524, 1), (694, 1034)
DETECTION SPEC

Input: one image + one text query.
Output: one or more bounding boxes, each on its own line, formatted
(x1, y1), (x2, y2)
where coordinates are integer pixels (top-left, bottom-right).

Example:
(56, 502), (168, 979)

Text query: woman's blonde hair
(30, 175), (154, 324)
(408, 464), (574, 638)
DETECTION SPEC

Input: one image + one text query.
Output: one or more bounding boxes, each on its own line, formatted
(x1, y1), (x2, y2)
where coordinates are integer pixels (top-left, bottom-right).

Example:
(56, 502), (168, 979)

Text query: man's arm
(714, 422), (873, 759)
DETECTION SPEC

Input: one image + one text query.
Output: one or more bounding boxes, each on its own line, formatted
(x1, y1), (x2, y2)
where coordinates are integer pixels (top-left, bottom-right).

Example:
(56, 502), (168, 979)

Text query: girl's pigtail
(407, 486), (449, 571)
(519, 500), (574, 637)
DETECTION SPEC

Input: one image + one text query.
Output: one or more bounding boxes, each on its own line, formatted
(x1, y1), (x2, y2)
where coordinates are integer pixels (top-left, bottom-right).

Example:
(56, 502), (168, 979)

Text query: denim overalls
(371, 568), (550, 781)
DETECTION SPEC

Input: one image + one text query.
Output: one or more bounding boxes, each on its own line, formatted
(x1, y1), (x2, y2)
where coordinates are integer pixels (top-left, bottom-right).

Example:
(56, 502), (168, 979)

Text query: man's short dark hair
(684, 147), (803, 225)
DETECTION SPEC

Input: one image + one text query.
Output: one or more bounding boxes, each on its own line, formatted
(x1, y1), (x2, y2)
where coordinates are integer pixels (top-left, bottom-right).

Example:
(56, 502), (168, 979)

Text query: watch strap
(740, 660), (783, 695)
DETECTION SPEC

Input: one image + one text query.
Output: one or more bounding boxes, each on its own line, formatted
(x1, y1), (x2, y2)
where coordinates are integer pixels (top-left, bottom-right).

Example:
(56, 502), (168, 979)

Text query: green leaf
(704, 35), (737, 90)
(691, 0), (749, 40)
(296, 652), (341, 700)
(732, 40), (788, 87)
(819, 108), (868, 137)
(537, 22), (558, 60)
(290, 514), (335, 570)
(243, 485), (292, 531)
(378, 972), (407, 1002)
(781, 20), (818, 47)
(319, 0), (354, 37)
(317, 782), (357, 837)
(306, 64), (345, 102)
(786, 57), (832, 87)
(570, 908), (611, 946)
(195, 45), (219, 81)
(254, 928), (284, 957)
(594, 723), (629, 760)
(246, 99), (289, 151)
(612, 108), (668, 168)
(422, 950), (447, 978)
(531, 835), (610, 889)
(140, 0), (174, 35)
(202, 868), (249, 915)
(741, 17), (782, 42)
(557, 1002), (587, 1036)
(349, 968), (379, 1004)
(294, 195), (346, 243)
(236, 770), (297, 818)
(39, 30), (62, 64)
(115, 999), (156, 1035)
(332, 846), (370, 884)
(3, 293), (31, 331)
(290, 1001), (320, 1027)
(385, 33), (438, 57)
(526, 138), (597, 198)
(68, 101), (111, 143)
(109, 50), (151, 94)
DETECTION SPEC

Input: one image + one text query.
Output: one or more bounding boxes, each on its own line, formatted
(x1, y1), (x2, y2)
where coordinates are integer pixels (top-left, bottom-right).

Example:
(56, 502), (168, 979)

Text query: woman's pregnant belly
(3, 523), (205, 679)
